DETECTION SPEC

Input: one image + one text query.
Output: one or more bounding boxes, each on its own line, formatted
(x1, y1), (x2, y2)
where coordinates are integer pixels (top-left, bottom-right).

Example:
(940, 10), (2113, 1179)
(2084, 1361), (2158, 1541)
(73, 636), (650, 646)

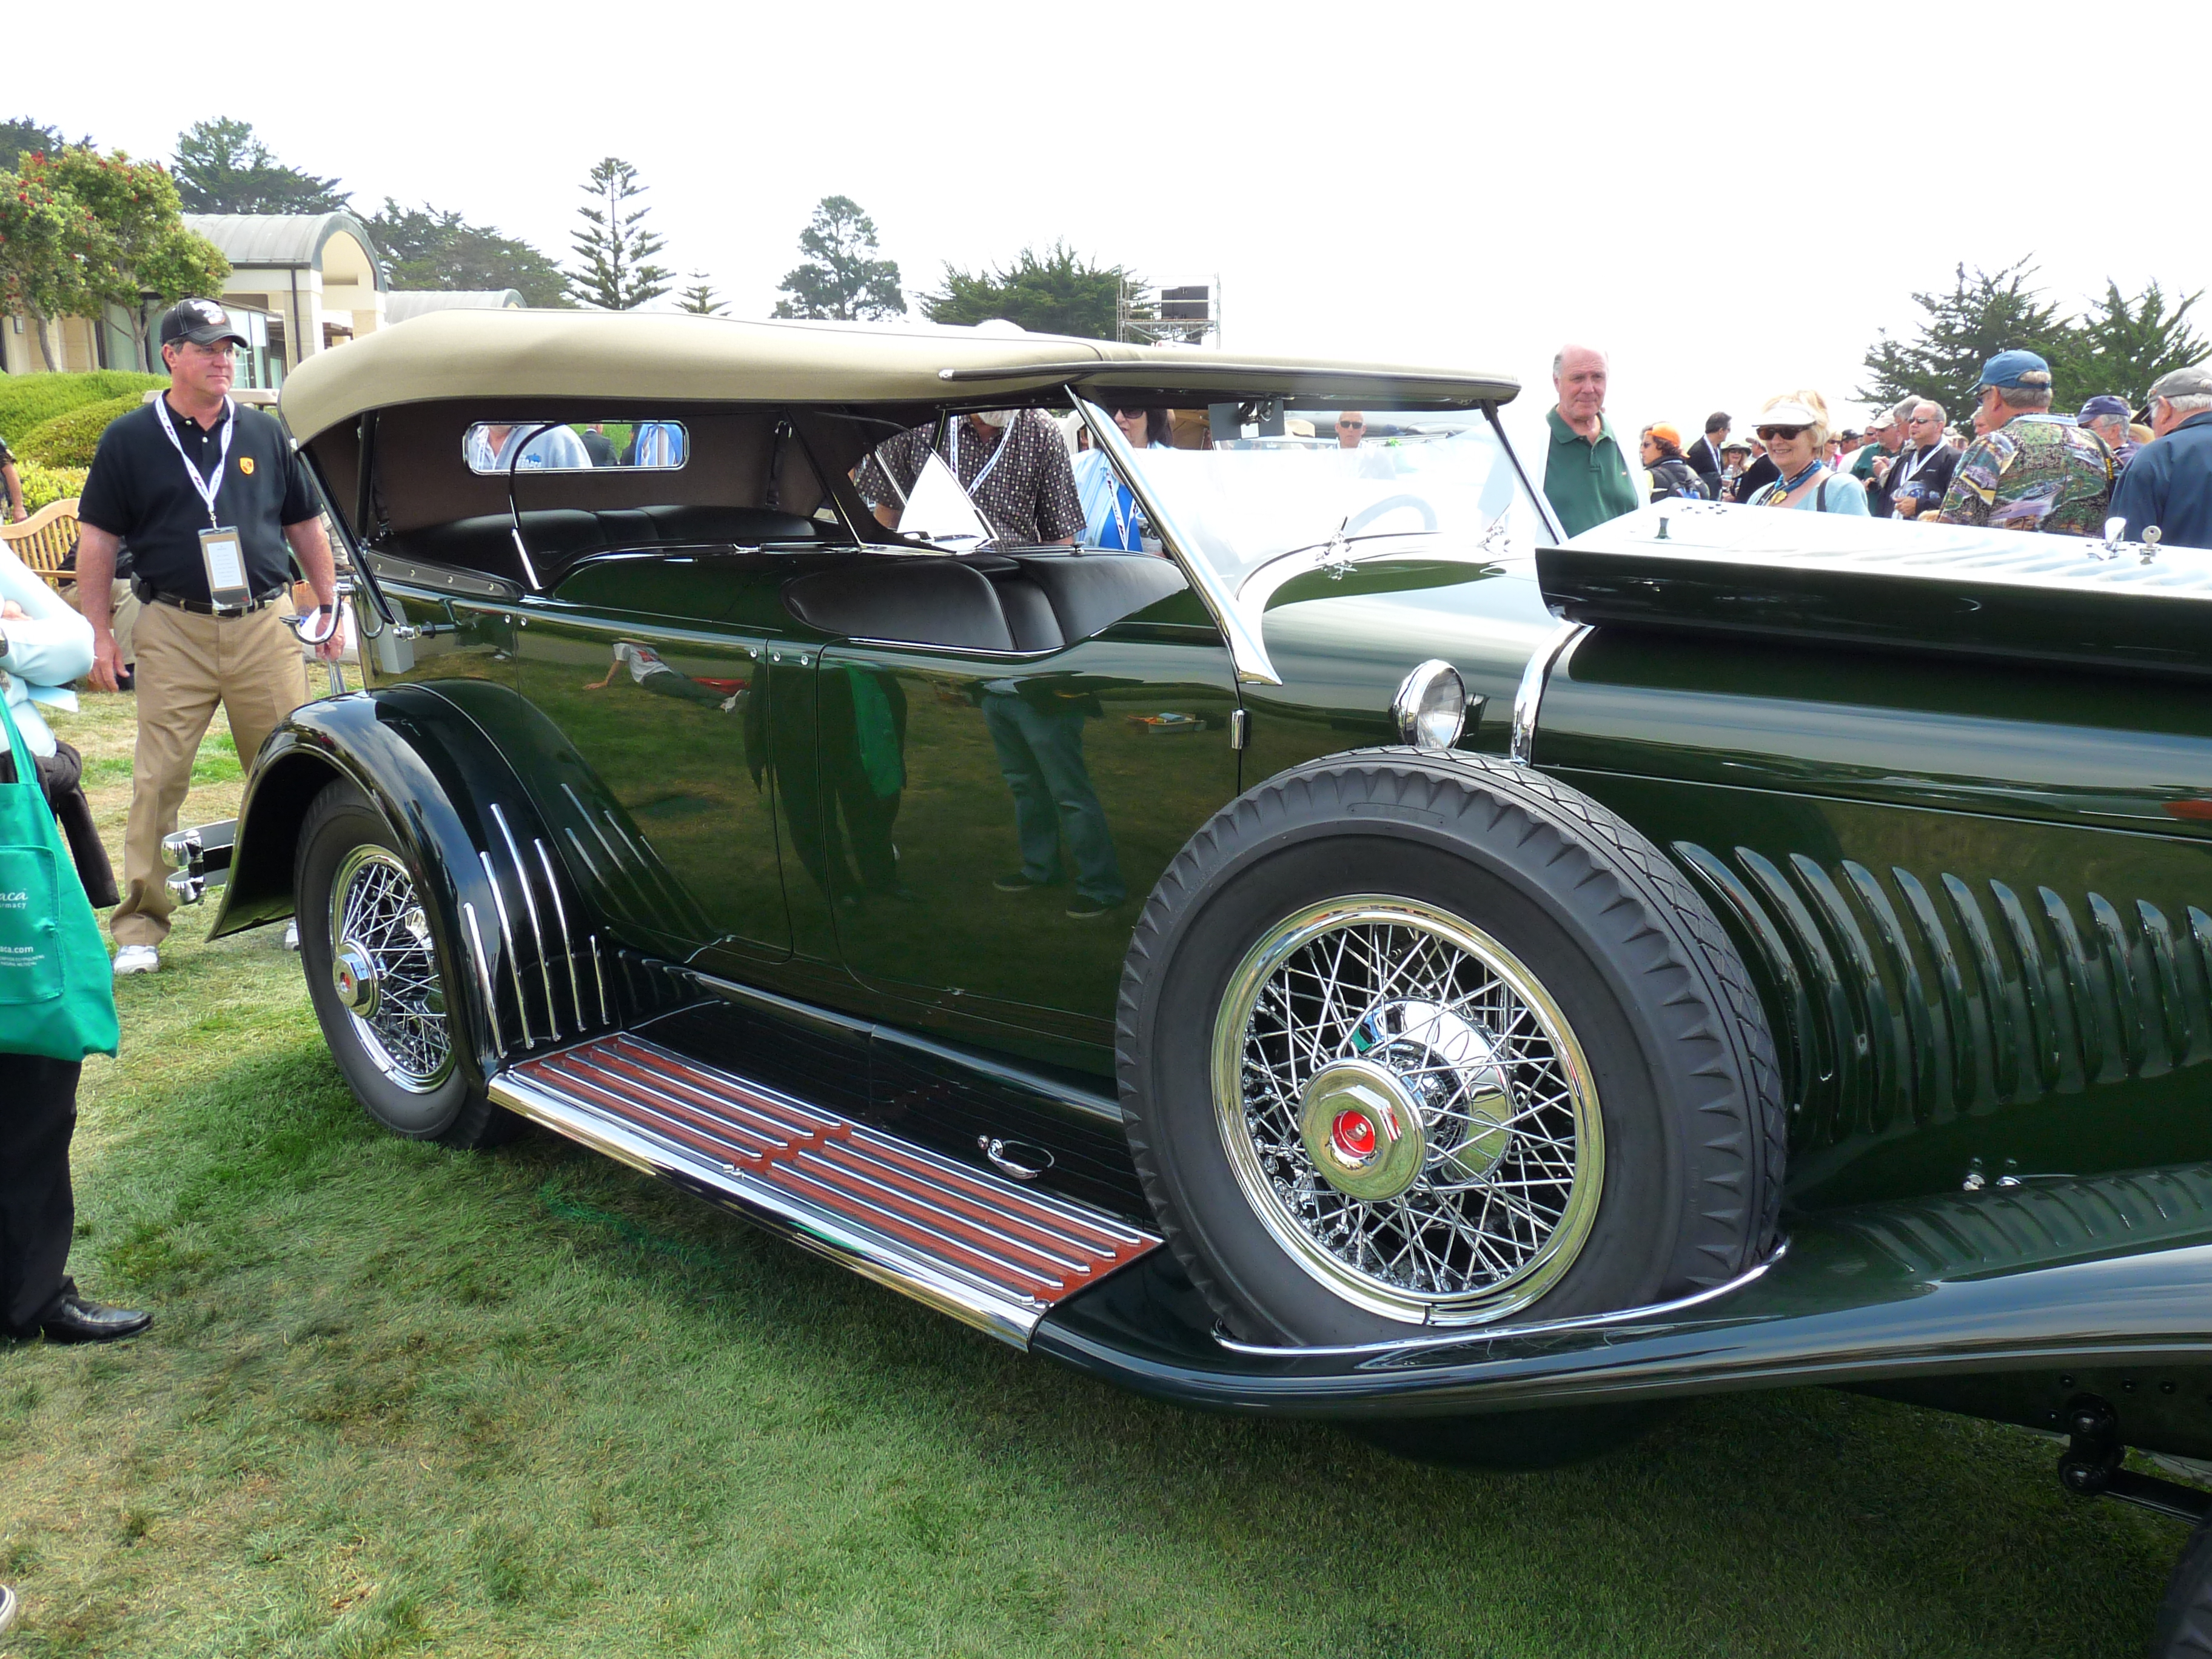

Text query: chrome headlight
(1393, 659), (1467, 751)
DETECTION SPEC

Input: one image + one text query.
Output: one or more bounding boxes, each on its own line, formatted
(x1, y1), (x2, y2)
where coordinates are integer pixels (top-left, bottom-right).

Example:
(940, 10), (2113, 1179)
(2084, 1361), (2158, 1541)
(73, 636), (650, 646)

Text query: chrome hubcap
(332, 942), (379, 1017)
(1213, 897), (1603, 1326)
(328, 846), (452, 1093)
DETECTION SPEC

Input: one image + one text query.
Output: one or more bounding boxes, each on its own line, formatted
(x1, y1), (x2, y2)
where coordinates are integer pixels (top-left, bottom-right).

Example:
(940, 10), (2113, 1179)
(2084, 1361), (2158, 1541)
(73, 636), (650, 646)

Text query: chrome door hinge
(1228, 709), (1249, 750)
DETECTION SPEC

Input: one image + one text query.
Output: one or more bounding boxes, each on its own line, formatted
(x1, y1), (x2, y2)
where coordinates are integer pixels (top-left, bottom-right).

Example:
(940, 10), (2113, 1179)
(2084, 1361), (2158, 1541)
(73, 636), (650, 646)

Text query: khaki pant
(110, 599), (308, 949)
(110, 588), (142, 668)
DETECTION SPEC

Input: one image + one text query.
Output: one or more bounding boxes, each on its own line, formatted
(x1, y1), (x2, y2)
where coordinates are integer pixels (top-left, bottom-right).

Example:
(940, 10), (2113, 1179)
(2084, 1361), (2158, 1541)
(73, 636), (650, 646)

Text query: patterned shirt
(854, 411), (1084, 546)
(1934, 415), (2113, 535)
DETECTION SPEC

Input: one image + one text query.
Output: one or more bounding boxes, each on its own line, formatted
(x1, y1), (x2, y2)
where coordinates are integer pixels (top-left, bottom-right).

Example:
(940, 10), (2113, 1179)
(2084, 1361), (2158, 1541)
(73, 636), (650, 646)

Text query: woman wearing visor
(1072, 405), (1173, 551)
(1743, 391), (1869, 514)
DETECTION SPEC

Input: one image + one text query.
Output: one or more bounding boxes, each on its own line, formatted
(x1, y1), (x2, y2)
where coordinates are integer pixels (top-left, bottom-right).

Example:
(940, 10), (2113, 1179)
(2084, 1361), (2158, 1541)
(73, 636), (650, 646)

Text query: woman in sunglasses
(1743, 392), (1868, 514)
(1073, 405), (1175, 551)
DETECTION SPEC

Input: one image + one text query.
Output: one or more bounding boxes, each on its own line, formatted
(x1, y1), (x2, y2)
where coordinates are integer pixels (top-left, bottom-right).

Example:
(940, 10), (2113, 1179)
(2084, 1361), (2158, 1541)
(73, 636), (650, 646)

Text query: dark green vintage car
(175, 310), (2212, 1647)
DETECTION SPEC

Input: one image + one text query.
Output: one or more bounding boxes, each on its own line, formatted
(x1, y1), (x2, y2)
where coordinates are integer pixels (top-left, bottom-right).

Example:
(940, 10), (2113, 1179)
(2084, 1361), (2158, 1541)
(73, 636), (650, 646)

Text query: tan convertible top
(278, 309), (1520, 443)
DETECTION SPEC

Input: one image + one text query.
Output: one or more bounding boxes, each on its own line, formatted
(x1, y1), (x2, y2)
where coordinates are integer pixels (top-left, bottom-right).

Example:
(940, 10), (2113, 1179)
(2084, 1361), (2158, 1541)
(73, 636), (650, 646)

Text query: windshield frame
(1070, 388), (1555, 686)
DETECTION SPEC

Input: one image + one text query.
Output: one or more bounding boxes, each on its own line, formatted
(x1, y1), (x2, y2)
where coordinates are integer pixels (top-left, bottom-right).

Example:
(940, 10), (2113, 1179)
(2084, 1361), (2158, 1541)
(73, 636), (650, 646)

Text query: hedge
(17, 393), (147, 468)
(0, 370), (165, 450)
(16, 463), (89, 514)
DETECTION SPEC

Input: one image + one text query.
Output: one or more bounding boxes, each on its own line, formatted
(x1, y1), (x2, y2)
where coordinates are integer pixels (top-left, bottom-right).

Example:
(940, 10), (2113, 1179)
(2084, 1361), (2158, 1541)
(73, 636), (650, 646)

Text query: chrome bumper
(163, 819), (236, 906)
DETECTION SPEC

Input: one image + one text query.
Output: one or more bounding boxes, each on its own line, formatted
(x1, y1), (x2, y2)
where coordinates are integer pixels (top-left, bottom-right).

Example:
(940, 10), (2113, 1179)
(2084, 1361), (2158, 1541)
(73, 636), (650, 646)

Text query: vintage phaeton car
(174, 310), (2212, 1645)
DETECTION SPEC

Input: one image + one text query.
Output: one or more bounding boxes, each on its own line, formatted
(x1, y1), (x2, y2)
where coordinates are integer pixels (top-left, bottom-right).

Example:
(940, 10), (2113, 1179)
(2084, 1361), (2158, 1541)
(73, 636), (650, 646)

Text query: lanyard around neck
(1897, 443), (1942, 486)
(945, 415), (1016, 498)
(155, 397), (236, 529)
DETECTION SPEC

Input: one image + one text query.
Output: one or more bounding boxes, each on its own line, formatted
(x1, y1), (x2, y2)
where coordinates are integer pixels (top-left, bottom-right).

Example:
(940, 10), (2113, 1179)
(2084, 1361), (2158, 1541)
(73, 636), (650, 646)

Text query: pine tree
(675, 272), (729, 316)
(172, 118), (349, 214)
(921, 243), (1128, 339)
(771, 196), (903, 321)
(1858, 260), (2073, 412)
(566, 158), (672, 311)
(366, 199), (571, 307)
(2061, 280), (2210, 405)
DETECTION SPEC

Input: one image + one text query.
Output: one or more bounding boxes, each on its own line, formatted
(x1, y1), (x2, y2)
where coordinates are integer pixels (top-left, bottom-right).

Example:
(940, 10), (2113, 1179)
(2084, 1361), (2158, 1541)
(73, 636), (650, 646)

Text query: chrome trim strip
(1509, 620), (1589, 765)
(534, 837), (583, 1031)
(844, 1125), (1154, 1245)
(589, 932), (610, 1027)
(1211, 1239), (1791, 1360)
(1067, 386), (1282, 686)
(488, 1070), (1046, 1347)
(463, 901), (503, 1055)
(815, 1147), (1093, 1273)
(478, 850), (533, 1048)
(491, 805), (558, 1042)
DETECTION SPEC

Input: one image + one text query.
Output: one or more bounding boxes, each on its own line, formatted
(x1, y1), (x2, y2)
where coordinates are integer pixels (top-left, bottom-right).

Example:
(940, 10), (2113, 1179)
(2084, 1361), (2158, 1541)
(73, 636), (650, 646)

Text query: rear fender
(212, 686), (620, 1083)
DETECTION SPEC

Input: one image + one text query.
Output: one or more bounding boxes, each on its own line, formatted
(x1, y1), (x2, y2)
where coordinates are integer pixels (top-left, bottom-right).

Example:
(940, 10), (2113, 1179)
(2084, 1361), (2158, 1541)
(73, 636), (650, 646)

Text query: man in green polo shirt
(1542, 344), (1639, 537)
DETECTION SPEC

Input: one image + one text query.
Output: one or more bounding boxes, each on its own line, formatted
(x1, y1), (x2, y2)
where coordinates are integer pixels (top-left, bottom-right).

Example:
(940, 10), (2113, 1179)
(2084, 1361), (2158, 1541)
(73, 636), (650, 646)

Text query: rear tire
(2150, 1516), (2212, 1658)
(295, 779), (513, 1148)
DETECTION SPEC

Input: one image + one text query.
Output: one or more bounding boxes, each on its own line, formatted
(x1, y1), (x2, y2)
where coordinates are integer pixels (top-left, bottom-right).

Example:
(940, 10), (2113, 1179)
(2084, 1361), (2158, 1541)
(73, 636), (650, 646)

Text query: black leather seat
(1013, 553), (1188, 643)
(782, 558), (1016, 652)
(386, 506), (822, 581)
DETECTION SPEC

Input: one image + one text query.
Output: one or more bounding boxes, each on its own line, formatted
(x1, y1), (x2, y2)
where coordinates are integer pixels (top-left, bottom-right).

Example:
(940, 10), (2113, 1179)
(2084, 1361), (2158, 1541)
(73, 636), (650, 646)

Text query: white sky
(44, 0), (2211, 451)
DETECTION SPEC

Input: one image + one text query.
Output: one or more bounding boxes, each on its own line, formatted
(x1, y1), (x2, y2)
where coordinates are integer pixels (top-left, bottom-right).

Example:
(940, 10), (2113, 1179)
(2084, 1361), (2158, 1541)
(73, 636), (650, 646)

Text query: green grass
(0, 692), (2196, 1657)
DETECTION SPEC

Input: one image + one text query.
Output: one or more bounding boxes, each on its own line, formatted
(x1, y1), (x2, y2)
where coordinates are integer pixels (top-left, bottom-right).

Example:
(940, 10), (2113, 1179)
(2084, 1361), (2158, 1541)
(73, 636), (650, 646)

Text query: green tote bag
(0, 692), (118, 1062)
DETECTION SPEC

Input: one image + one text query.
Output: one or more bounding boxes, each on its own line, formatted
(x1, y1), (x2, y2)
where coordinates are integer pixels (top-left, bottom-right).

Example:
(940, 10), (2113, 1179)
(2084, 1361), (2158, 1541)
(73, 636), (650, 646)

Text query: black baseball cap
(159, 297), (247, 349)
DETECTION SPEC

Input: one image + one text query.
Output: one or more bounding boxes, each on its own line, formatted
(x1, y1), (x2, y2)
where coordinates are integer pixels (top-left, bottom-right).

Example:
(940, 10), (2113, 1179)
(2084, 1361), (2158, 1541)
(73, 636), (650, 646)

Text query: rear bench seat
(383, 505), (825, 580)
(781, 552), (1188, 652)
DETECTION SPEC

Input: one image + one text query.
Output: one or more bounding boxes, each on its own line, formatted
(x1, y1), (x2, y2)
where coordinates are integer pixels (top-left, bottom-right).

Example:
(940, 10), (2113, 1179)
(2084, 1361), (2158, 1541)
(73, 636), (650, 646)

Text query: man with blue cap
(2078, 394), (2139, 473)
(1930, 349), (2114, 535)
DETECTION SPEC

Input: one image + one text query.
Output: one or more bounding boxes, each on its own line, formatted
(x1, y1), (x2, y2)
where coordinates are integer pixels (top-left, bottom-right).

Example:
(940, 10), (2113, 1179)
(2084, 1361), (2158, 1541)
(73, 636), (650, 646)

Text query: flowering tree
(0, 146), (226, 370)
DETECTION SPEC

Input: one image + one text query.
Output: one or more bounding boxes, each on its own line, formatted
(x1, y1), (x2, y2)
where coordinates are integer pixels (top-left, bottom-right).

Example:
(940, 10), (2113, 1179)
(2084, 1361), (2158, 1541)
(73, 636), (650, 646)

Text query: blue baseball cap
(2077, 394), (2132, 423)
(1977, 349), (2053, 391)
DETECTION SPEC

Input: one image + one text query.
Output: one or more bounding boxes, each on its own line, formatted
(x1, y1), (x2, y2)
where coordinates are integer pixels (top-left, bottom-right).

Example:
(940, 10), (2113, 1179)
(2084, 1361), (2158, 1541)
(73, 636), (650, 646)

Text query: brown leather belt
(133, 578), (287, 617)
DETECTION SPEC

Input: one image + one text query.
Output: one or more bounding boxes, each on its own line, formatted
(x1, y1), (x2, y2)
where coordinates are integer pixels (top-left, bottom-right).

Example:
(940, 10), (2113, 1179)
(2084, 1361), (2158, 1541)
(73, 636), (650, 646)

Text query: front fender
(213, 686), (620, 1084)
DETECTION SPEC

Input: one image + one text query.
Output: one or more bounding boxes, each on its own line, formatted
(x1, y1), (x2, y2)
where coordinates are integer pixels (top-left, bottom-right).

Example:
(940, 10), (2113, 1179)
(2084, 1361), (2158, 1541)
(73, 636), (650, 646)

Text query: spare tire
(1117, 749), (1783, 1349)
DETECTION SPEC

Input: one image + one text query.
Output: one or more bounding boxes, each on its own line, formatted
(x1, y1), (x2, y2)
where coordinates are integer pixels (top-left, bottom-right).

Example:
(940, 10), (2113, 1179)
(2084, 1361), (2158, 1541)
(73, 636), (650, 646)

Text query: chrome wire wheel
(327, 845), (452, 1093)
(1211, 896), (1603, 1325)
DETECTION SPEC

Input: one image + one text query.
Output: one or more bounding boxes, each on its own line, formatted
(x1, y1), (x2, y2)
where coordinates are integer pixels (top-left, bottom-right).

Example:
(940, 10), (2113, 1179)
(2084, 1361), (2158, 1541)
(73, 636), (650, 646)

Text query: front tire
(295, 780), (512, 1147)
(1118, 751), (1783, 1350)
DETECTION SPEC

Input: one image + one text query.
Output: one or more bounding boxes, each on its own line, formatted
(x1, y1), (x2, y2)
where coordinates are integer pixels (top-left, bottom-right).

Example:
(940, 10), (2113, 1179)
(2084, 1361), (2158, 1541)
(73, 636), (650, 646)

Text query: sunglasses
(1338, 419), (1365, 429)
(1109, 407), (1150, 419)
(1756, 424), (1808, 441)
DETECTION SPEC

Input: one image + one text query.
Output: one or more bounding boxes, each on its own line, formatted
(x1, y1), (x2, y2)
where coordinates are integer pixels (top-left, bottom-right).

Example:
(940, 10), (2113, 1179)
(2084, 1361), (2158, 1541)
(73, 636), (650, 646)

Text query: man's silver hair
(1888, 397), (1919, 424)
(2164, 393), (2212, 417)
(1996, 384), (2055, 412)
(1552, 345), (1607, 379)
(1913, 398), (1947, 427)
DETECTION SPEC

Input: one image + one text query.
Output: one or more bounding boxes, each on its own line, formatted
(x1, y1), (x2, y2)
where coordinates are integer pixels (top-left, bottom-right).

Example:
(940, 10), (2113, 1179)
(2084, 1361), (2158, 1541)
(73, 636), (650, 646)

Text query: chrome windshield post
(1064, 385), (1281, 686)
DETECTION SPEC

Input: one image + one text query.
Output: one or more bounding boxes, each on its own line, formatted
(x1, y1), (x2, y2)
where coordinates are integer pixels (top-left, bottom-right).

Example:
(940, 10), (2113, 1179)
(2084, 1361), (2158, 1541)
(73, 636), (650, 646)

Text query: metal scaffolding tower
(1116, 276), (1221, 347)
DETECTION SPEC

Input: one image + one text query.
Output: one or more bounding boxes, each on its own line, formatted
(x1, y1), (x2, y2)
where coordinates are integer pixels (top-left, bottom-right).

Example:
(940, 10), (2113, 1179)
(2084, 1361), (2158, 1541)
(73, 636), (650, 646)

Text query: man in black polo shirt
(76, 298), (342, 975)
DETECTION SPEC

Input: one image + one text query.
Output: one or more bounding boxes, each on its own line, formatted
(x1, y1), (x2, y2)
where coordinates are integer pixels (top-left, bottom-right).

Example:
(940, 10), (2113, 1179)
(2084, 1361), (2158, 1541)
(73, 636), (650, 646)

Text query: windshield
(1111, 411), (1551, 590)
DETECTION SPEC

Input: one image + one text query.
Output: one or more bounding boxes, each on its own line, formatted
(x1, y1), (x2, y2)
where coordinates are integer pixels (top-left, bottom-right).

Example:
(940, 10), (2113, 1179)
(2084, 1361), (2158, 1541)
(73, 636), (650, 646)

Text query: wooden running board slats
(491, 1034), (1159, 1347)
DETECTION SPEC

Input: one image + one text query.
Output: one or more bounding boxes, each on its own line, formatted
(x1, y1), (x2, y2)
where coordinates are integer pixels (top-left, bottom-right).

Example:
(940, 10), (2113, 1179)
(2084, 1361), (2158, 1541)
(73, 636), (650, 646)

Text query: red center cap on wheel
(1332, 1110), (1377, 1162)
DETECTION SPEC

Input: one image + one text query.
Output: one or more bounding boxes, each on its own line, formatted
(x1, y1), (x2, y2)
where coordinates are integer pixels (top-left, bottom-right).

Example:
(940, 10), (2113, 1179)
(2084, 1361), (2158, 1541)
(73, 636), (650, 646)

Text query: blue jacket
(0, 546), (92, 758)
(2108, 411), (2212, 554)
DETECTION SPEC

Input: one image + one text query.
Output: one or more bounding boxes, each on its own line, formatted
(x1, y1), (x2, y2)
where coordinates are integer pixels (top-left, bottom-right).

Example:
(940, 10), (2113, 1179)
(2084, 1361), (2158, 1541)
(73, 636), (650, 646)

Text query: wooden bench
(1, 498), (80, 591)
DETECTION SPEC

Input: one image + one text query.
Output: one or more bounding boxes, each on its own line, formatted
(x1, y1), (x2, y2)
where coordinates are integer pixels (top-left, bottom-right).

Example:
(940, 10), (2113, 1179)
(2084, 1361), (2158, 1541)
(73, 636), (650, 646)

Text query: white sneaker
(0, 1581), (18, 1634)
(284, 918), (300, 951)
(112, 944), (159, 976)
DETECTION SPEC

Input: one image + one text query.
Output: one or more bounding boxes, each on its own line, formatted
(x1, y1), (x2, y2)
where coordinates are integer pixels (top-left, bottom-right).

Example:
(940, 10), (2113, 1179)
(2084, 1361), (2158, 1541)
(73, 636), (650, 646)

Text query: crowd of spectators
(1543, 344), (2211, 545)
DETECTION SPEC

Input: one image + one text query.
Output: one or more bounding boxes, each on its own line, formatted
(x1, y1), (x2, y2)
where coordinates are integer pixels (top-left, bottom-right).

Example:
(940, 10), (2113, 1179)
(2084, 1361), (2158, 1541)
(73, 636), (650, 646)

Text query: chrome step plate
(490, 1034), (1160, 1346)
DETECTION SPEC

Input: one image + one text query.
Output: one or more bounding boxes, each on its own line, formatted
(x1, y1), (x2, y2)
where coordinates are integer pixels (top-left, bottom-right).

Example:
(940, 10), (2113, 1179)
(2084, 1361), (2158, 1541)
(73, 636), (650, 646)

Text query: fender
(213, 684), (623, 1085)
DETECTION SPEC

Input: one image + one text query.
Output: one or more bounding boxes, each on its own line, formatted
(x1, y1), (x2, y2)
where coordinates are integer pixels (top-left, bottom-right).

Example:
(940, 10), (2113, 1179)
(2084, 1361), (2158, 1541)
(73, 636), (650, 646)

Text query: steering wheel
(1341, 494), (1440, 537)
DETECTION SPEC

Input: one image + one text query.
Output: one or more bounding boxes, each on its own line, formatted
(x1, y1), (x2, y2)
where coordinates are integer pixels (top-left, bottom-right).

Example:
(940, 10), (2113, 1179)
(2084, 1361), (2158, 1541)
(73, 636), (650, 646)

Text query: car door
(513, 551), (789, 965)
(802, 552), (1241, 1050)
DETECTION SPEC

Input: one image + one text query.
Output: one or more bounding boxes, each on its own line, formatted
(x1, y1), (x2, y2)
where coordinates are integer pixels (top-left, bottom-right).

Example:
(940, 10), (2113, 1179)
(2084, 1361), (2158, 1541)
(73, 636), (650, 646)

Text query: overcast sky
(45, 0), (2210, 451)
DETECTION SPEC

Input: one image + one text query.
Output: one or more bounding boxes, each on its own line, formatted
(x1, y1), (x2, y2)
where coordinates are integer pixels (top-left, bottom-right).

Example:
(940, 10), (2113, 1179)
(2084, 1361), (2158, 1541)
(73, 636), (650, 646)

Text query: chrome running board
(489, 1034), (1160, 1347)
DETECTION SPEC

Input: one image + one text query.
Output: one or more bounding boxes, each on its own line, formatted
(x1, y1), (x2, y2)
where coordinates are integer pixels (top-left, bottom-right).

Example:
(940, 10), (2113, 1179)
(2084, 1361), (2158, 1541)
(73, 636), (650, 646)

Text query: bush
(18, 393), (147, 468)
(0, 370), (166, 450)
(16, 463), (88, 513)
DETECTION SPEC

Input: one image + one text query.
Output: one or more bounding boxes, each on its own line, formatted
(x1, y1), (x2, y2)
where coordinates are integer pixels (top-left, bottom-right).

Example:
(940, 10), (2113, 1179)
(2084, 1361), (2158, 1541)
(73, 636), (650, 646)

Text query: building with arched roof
(186, 212), (390, 382)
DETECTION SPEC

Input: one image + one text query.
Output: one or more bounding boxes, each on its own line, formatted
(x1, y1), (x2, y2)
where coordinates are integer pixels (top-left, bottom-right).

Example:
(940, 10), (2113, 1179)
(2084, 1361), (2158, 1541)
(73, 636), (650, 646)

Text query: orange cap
(1646, 422), (1682, 449)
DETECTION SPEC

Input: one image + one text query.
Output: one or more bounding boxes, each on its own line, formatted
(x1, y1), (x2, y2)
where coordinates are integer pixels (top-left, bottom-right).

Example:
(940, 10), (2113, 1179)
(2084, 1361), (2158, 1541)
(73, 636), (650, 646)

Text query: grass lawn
(0, 692), (2196, 1657)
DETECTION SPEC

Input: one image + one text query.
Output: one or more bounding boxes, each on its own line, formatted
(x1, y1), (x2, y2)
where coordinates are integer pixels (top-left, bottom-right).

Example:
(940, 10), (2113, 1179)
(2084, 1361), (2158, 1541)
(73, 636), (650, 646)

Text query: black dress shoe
(40, 1294), (152, 1344)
